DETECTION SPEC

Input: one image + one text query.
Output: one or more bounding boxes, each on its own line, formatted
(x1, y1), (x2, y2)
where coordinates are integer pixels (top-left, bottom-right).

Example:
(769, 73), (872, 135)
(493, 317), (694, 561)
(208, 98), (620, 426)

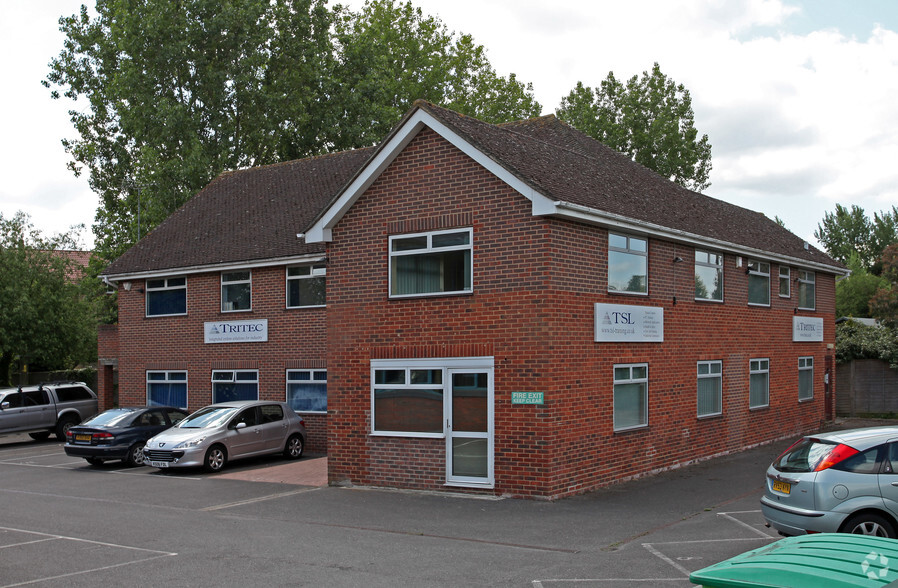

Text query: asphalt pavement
(0, 420), (886, 587)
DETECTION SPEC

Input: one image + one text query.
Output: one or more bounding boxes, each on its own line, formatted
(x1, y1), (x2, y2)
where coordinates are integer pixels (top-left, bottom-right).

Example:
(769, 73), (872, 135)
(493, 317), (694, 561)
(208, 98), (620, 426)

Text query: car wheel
(203, 445), (227, 472)
(55, 416), (79, 441)
(284, 434), (304, 460)
(124, 442), (146, 467)
(29, 432), (51, 441)
(842, 513), (897, 538)
(86, 457), (104, 466)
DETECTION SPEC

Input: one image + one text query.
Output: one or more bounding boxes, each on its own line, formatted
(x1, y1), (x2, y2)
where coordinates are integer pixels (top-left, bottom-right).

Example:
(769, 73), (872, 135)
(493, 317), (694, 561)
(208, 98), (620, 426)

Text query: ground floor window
(287, 370), (327, 413)
(697, 361), (722, 417)
(798, 357), (814, 401)
(146, 371), (187, 408)
(212, 370), (258, 403)
(372, 367), (444, 434)
(613, 364), (648, 431)
(750, 359), (770, 408)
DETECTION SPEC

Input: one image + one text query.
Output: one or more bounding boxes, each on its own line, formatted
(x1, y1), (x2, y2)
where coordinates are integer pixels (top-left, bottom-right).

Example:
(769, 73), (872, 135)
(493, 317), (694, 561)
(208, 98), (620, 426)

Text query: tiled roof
(419, 101), (838, 269)
(54, 250), (91, 282)
(104, 100), (841, 277)
(103, 148), (374, 277)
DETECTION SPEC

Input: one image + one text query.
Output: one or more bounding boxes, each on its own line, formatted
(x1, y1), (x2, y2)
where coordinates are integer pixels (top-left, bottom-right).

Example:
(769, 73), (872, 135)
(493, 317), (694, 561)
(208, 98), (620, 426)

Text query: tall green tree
(0, 213), (97, 386)
(814, 204), (898, 272)
(45, 0), (336, 264)
(871, 244), (898, 329)
(836, 252), (889, 317)
(330, 0), (542, 150)
(45, 0), (541, 264)
(556, 63), (712, 192)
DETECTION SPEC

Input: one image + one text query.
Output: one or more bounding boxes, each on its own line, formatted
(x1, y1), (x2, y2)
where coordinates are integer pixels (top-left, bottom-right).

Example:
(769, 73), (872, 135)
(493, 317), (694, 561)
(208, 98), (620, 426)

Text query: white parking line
(201, 487), (322, 511)
(717, 510), (778, 539)
(0, 526), (177, 588)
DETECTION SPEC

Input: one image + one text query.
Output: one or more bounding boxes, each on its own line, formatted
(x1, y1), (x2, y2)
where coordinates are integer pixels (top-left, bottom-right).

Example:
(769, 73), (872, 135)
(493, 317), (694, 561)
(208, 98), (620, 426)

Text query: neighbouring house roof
(102, 148), (374, 278)
(836, 317), (881, 327)
(307, 100), (844, 274)
(51, 249), (91, 282)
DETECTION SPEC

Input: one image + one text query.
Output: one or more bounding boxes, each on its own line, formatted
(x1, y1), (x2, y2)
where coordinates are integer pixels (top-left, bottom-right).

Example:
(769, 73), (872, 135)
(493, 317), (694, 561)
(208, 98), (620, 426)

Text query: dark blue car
(64, 406), (189, 466)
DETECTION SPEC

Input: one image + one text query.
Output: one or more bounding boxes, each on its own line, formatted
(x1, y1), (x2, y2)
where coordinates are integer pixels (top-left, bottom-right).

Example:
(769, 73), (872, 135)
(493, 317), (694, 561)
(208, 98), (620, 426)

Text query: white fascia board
(100, 253), (326, 283)
(304, 109), (555, 243)
(551, 201), (847, 275)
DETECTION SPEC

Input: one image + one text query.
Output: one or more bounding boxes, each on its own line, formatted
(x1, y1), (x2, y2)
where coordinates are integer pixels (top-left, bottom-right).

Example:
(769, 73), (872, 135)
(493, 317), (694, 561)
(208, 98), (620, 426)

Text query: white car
(143, 401), (306, 472)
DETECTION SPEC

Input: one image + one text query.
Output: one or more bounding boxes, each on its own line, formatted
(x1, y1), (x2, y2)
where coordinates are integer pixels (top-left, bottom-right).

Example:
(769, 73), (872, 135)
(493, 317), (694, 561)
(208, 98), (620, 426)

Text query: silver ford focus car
(762, 427), (898, 538)
(143, 401), (306, 472)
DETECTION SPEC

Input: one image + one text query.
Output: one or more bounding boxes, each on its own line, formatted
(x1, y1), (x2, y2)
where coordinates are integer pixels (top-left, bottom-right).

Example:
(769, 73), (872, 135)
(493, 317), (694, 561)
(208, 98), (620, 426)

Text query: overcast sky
(2, 0), (896, 250)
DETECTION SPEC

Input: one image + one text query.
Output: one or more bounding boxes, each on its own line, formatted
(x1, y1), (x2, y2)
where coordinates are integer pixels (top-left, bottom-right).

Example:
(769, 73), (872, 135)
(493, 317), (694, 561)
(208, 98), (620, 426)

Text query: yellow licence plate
(75, 434), (92, 442)
(772, 480), (791, 494)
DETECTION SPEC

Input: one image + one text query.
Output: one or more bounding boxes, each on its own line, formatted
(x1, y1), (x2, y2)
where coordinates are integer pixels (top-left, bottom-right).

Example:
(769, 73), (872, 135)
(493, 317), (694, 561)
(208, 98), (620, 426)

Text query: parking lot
(0, 433), (788, 587)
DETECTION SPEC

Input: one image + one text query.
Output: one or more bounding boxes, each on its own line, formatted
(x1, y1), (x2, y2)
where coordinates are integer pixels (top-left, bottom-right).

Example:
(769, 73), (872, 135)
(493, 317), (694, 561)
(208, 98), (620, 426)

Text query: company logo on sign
(595, 303), (663, 343)
(204, 319), (268, 344)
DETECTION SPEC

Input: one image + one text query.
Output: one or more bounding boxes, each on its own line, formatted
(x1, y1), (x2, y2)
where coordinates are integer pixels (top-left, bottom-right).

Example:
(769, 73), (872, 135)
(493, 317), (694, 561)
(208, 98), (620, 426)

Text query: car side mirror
(0, 402), (8, 410)
(234, 422), (247, 430)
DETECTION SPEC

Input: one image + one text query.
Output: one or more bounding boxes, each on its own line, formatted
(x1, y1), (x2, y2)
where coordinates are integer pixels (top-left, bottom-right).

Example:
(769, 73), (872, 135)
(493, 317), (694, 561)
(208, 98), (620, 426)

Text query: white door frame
(445, 367), (494, 488)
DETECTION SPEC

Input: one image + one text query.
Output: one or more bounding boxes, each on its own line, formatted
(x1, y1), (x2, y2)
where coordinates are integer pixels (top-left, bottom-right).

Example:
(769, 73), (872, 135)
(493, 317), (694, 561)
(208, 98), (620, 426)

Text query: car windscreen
(82, 409), (137, 427)
(177, 406), (239, 429)
(772, 438), (838, 473)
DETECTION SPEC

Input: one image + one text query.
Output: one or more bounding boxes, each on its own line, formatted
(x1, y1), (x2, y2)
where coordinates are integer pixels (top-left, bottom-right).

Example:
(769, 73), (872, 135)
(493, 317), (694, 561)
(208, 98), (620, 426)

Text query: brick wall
(326, 128), (835, 498)
(110, 266), (328, 452)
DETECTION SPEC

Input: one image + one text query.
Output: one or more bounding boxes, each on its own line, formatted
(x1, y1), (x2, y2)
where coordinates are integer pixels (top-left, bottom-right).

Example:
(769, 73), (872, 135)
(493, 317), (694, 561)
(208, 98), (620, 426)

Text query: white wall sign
(204, 319), (268, 344)
(793, 316), (823, 342)
(595, 303), (664, 343)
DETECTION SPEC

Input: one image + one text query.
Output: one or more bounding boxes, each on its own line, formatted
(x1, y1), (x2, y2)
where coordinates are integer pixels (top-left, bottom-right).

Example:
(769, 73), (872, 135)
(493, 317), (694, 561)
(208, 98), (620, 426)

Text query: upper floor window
(390, 228), (472, 298)
(222, 271), (251, 312)
(695, 250), (723, 301)
(798, 270), (816, 310)
(747, 260), (770, 306)
(146, 277), (187, 317)
(779, 266), (791, 298)
(287, 264), (326, 308)
(608, 233), (647, 294)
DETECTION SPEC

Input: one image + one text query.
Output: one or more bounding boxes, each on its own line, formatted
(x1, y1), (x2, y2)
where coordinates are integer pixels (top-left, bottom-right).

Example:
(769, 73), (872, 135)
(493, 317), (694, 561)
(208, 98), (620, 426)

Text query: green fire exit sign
(512, 391), (544, 405)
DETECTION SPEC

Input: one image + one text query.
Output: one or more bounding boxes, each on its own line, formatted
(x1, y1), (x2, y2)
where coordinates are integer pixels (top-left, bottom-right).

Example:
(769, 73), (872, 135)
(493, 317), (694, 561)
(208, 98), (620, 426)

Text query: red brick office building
(100, 101), (844, 498)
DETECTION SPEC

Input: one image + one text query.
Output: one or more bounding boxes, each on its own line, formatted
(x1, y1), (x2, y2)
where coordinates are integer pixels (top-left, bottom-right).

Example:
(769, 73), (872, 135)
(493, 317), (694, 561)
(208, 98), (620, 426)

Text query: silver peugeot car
(762, 426), (898, 538)
(143, 400), (306, 472)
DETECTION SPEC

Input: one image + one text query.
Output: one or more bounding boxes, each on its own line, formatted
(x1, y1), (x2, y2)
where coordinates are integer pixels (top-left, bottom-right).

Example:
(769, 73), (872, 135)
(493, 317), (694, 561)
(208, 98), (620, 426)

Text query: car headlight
(174, 436), (207, 449)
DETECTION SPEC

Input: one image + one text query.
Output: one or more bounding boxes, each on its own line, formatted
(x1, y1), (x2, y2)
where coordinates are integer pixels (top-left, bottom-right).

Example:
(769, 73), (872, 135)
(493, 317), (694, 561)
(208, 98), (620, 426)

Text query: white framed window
(221, 271), (251, 312)
(146, 371), (188, 409)
(697, 361), (722, 417)
(695, 250), (723, 301)
(287, 265), (326, 308)
(389, 228), (472, 297)
(372, 367), (445, 435)
(798, 357), (814, 401)
(608, 233), (647, 294)
(287, 370), (327, 413)
(798, 270), (816, 310)
(747, 260), (770, 306)
(613, 363), (648, 431)
(779, 266), (791, 298)
(749, 359), (770, 409)
(212, 370), (258, 403)
(146, 277), (187, 317)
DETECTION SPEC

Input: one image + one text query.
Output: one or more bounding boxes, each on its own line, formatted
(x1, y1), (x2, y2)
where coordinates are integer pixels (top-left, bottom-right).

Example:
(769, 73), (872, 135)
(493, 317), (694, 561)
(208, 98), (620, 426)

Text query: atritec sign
(204, 319), (269, 344)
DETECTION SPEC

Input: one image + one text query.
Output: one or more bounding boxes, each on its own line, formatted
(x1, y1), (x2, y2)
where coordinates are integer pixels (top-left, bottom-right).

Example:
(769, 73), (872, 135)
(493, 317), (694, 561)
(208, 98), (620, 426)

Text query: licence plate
(772, 480), (791, 494)
(149, 461), (169, 468)
(75, 434), (92, 443)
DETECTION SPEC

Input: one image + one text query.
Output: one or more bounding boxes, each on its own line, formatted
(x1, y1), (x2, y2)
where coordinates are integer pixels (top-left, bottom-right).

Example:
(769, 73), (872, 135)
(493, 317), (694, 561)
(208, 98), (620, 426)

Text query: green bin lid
(689, 534), (898, 588)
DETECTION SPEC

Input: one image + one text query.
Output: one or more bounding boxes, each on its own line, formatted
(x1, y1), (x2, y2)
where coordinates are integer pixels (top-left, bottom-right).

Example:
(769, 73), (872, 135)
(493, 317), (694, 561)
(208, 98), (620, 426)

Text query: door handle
(891, 482), (898, 487)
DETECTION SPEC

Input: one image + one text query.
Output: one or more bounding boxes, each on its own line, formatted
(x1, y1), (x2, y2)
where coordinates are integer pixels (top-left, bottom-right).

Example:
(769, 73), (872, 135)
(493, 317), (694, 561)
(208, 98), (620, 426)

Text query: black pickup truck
(0, 382), (98, 440)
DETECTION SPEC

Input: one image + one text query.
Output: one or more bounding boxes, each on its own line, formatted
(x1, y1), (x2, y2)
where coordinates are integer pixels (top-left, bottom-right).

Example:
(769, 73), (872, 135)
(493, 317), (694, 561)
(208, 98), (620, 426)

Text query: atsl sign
(595, 303), (664, 343)
(793, 316), (823, 342)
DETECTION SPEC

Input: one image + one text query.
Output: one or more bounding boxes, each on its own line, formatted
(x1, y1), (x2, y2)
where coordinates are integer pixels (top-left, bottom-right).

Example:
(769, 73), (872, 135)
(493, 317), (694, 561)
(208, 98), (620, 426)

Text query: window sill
(389, 290), (474, 300)
(697, 412), (723, 420)
(750, 404), (770, 412)
(694, 298), (724, 304)
(613, 424), (648, 434)
(607, 290), (648, 297)
(747, 303), (771, 308)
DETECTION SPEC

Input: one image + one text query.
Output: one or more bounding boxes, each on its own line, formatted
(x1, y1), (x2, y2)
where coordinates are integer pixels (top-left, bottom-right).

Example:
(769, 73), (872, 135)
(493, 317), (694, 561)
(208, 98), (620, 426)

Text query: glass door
(446, 370), (493, 487)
